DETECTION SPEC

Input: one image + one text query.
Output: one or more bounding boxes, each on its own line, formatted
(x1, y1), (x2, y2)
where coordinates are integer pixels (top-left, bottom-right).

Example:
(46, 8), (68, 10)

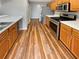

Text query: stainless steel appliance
(56, 3), (70, 12)
(56, 4), (62, 11)
(63, 3), (70, 12)
(49, 14), (76, 40)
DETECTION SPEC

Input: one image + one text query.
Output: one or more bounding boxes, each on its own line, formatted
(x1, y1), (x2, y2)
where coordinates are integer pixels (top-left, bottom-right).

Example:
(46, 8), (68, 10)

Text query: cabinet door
(49, 0), (58, 11)
(62, 0), (70, 3)
(70, 0), (79, 11)
(9, 23), (18, 48)
(0, 40), (9, 59)
(66, 29), (72, 49)
(71, 29), (79, 58)
(44, 16), (51, 27)
(58, 0), (69, 4)
(13, 27), (18, 42)
(60, 23), (72, 49)
(0, 30), (9, 59)
(60, 26), (67, 45)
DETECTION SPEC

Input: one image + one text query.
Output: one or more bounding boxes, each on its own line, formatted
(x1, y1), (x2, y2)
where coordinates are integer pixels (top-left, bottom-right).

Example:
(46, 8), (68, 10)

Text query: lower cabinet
(60, 23), (72, 49)
(71, 29), (79, 58)
(60, 23), (79, 58)
(9, 23), (18, 48)
(0, 30), (9, 59)
(44, 16), (51, 27)
(0, 22), (18, 59)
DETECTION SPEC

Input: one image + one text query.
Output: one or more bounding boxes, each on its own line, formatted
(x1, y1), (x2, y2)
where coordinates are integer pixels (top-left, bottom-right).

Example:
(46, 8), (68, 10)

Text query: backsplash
(55, 11), (79, 20)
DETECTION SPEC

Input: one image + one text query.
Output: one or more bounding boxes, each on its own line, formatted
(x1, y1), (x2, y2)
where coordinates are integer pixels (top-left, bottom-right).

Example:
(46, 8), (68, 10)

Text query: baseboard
(19, 27), (27, 30)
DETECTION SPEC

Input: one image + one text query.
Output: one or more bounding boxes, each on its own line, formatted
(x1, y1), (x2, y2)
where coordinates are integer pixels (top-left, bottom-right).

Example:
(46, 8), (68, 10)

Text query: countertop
(0, 16), (22, 34)
(46, 15), (60, 17)
(46, 15), (79, 30)
(60, 20), (79, 30)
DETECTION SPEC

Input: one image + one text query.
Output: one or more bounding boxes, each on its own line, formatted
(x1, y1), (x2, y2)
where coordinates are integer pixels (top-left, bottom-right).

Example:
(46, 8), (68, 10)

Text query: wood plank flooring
(6, 20), (76, 59)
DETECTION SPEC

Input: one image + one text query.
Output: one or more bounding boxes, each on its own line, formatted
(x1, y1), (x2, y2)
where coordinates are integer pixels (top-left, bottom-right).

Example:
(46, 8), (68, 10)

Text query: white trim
(19, 27), (27, 30)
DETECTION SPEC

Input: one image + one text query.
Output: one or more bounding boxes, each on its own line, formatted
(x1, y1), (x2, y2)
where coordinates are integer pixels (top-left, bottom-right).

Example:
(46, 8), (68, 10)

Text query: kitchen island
(0, 16), (22, 59)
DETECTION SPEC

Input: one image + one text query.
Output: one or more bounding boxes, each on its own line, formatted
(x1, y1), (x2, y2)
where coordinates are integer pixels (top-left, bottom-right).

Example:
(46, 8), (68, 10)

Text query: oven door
(49, 20), (60, 40)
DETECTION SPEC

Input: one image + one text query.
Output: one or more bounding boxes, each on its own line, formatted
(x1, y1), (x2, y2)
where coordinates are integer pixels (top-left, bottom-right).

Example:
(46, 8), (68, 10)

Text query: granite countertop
(46, 15), (79, 30)
(60, 20), (79, 30)
(0, 16), (22, 33)
(46, 15), (60, 17)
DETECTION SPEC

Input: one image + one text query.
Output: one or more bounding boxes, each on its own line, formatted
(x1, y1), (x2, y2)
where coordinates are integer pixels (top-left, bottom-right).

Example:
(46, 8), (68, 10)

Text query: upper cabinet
(48, 0), (58, 11)
(57, 0), (68, 4)
(71, 29), (79, 58)
(49, 0), (79, 11)
(58, 0), (62, 4)
(62, 0), (70, 3)
(70, 0), (79, 11)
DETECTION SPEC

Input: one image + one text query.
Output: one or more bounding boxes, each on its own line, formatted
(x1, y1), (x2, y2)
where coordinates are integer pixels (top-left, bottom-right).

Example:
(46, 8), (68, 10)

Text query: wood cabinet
(0, 30), (9, 59)
(58, 0), (63, 4)
(49, 0), (58, 11)
(44, 16), (51, 27)
(71, 29), (79, 58)
(49, 0), (70, 11)
(59, 0), (69, 4)
(49, 0), (79, 11)
(9, 23), (18, 48)
(64, 0), (70, 3)
(60, 23), (79, 58)
(0, 22), (18, 59)
(60, 23), (72, 50)
(70, 0), (79, 11)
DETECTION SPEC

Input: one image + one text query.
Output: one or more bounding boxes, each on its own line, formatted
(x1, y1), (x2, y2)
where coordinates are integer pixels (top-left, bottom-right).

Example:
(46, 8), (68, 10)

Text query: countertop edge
(60, 21), (79, 31)
(0, 17), (22, 34)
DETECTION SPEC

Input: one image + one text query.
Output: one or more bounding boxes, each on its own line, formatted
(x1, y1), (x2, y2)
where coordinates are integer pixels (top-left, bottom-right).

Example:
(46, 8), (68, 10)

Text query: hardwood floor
(6, 20), (76, 59)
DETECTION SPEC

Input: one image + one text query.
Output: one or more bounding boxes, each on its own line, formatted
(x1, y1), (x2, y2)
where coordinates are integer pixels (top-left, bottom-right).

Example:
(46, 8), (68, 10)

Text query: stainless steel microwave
(56, 3), (70, 12)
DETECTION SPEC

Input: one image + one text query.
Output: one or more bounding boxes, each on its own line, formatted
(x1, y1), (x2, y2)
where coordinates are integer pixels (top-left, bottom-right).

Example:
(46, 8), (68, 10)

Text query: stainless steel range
(49, 13), (76, 40)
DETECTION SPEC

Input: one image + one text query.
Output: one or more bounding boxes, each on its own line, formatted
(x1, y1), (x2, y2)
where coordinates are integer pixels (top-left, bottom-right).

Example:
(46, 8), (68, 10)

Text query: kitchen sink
(0, 22), (12, 31)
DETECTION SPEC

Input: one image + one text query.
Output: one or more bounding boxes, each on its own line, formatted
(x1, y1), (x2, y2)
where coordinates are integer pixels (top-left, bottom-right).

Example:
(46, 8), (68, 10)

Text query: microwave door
(64, 5), (68, 11)
(63, 3), (70, 12)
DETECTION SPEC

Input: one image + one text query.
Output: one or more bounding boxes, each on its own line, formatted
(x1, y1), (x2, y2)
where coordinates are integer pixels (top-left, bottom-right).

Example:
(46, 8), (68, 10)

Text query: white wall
(0, 0), (29, 30)
(27, 4), (32, 22)
(31, 3), (42, 21)
(0, 0), (1, 8)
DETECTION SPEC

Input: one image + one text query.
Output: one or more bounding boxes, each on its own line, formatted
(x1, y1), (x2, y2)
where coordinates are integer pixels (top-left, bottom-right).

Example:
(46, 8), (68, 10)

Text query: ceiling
(29, 0), (52, 3)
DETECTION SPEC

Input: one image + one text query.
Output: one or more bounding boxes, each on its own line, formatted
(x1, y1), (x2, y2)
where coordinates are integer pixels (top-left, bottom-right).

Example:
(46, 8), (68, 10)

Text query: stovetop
(50, 16), (76, 22)
(50, 13), (76, 22)
(50, 17), (60, 22)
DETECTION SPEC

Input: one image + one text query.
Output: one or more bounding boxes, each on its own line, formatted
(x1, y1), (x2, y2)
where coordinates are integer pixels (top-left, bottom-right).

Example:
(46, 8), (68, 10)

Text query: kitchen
(0, 0), (79, 59)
